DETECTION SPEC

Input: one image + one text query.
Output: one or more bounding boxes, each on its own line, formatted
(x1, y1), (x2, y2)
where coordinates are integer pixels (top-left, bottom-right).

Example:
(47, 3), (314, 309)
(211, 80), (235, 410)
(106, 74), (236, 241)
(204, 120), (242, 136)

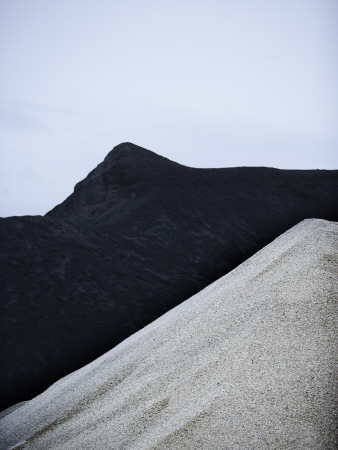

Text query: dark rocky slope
(1, 142), (337, 410)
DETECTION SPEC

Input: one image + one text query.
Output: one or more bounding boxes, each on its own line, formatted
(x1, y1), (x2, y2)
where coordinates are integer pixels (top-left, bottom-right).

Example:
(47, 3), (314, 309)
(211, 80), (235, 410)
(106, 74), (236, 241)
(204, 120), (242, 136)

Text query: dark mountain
(1, 142), (337, 411)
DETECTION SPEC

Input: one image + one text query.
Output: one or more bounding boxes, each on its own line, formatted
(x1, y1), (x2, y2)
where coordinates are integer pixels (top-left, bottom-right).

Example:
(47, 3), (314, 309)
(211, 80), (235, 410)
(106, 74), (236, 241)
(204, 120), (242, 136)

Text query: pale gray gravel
(0, 219), (337, 449)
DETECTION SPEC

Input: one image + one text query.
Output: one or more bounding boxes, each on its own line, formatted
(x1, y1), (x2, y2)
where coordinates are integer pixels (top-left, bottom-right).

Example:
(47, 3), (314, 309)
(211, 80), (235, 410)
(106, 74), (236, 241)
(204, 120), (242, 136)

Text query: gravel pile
(1, 219), (337, 449)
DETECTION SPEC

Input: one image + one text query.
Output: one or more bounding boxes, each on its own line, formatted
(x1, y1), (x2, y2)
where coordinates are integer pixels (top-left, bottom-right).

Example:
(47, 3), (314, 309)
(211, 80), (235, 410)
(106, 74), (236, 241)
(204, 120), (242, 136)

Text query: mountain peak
(112, 142), (147, 151)
(103, 142), (173, 166)
(46, 143), (177, 219)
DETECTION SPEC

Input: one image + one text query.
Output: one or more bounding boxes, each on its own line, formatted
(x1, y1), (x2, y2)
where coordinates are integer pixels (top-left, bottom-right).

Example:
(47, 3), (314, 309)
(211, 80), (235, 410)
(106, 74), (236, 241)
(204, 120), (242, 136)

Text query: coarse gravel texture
(0, 218), (337, 449)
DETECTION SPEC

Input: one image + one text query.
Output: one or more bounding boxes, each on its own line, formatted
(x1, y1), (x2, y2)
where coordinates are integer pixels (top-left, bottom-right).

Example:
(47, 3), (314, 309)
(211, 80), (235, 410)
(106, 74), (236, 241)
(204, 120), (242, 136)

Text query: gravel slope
(1, 219), (337, 449)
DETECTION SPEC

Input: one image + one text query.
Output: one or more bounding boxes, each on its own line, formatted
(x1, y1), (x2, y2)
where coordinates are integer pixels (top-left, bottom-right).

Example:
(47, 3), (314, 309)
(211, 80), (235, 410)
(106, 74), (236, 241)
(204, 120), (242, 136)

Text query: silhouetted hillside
(1, 142), (337, 410)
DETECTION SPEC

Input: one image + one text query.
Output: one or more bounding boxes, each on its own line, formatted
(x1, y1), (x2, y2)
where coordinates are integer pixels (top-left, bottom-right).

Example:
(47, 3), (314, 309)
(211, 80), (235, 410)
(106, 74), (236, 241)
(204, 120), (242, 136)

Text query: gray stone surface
(0, 219), (337, 449)
(0, 403), (28, 421)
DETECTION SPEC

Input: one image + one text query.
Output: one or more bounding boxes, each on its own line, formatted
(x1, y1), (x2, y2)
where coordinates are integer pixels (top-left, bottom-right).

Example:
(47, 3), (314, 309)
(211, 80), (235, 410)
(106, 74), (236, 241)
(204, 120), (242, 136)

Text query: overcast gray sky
(1, 0), (337, 217)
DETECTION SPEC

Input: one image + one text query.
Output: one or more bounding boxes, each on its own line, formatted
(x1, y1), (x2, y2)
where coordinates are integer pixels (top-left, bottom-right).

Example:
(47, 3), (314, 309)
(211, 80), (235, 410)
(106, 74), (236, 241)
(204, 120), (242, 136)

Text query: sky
(0, 0), (337, 217)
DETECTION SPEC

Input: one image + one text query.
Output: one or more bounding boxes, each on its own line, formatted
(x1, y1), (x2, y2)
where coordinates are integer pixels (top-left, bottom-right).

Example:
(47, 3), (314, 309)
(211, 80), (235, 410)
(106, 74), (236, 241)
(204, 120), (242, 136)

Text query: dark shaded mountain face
(1, 142), (338, 410)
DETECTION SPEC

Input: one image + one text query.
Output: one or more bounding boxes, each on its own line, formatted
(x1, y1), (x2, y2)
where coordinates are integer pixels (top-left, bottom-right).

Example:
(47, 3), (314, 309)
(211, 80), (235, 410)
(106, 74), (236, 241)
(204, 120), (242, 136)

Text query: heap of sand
(1, 219), (337, 449)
